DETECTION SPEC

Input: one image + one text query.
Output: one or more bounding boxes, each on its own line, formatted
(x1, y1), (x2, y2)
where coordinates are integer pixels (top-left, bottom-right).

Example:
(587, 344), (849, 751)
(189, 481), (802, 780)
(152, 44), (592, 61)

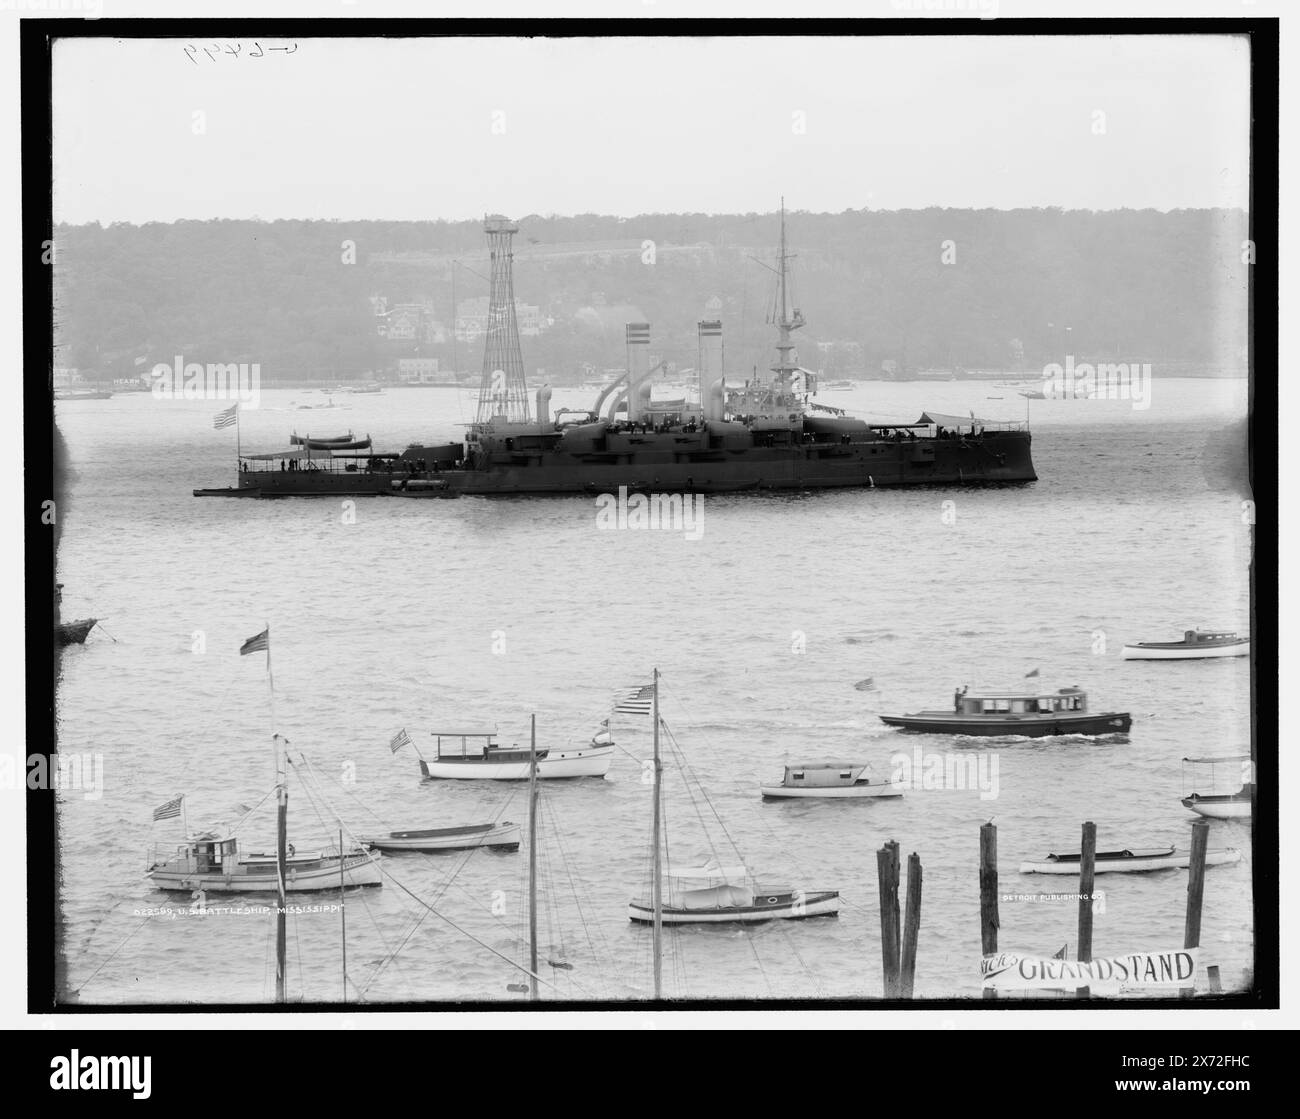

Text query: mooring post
(1077, 820), (1096, 999)
(876, 840), (901, 997)
(979, 823), (999, 1000)
(1182, 818), (1210, 998)
(900, 851), (923, 998)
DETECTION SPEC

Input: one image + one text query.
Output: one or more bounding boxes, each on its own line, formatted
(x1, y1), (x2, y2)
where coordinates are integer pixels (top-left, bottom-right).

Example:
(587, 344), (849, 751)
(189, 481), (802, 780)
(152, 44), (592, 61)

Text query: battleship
(196, 207), (1036, 498)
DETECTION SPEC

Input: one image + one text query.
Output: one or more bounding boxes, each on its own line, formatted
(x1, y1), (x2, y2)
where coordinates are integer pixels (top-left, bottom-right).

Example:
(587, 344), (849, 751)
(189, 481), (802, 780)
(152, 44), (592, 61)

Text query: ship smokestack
(625, 323), (651, 422)
(698, 320), (724, 421)
(536, 384), (552, 430)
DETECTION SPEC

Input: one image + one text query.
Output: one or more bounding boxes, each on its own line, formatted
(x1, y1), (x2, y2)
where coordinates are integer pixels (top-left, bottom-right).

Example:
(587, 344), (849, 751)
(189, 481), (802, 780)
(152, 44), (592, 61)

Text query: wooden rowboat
(359, 821), (521, 853)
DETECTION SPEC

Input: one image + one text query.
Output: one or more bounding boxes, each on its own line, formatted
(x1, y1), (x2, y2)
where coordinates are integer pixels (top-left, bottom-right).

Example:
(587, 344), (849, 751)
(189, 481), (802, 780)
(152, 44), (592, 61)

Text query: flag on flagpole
(240, 629), (269, 656)
(390, 728), (413, 754)
(153, 795), (184, 821)
(213, 403), (239, 430)
(614, 684), (654, 715)
(1025, 668), (1039, 678)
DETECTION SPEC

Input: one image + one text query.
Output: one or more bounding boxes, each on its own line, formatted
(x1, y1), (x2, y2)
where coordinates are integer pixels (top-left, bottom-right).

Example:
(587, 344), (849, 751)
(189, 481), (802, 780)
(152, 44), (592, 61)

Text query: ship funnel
(625, 323), (651, 422)
(698, 320), (724, 420)
(536, 384), (553, 430)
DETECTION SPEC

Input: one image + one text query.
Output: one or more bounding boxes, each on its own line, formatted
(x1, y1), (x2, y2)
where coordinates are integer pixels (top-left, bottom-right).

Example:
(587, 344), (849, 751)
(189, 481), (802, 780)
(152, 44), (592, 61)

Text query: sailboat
(144, 627), (381, 1002)
(624, 671), (840, 955)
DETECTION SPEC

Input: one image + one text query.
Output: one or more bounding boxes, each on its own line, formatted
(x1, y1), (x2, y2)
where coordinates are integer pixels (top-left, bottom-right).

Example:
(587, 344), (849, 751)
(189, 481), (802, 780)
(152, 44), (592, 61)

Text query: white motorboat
(412, 729), (613, 780)
(760, 761), (902, 799)
(1122, 629), (1249, 660)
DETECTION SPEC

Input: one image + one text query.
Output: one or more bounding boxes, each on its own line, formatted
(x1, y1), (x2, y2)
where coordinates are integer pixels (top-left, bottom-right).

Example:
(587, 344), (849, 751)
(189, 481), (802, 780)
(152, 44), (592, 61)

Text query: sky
(50, 33), (1251, 224)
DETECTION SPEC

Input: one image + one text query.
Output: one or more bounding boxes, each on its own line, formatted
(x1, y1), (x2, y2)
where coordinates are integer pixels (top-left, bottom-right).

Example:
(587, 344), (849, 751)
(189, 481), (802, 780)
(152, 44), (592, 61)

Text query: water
(51, 379), (1254, 1003)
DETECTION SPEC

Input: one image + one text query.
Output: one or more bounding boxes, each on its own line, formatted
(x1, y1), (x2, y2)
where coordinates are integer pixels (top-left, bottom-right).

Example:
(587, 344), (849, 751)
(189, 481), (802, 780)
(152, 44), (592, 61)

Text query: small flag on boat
(153, 794), (184, 821)
(240, 628), (269, 656)
(1053, 943), (1068, 960)
(232, 802), (252, 817)
(390, 728), (413, 754)
(614, 684), (654, 715)
(213, 403), (239, 430)
(1025, 668), (1039, 678)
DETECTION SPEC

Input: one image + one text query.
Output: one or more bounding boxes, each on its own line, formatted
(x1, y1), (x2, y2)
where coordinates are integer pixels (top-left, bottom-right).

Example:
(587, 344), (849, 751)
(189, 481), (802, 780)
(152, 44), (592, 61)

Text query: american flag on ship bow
(613, 683), (654, 716)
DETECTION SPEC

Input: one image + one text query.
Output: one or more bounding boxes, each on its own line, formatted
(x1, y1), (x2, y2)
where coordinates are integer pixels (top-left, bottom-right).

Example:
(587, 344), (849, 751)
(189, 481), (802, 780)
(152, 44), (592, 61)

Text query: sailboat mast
(275, 751), (287, 1004)
(338, 826), (347, 1004)
(266, 626), (286, 1005)
(651, 667), (663, 1000)
(528, 713), (539, 1002)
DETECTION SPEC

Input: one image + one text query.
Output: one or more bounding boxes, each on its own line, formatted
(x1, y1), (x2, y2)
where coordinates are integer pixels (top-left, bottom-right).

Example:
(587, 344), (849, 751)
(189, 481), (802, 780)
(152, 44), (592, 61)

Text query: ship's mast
(528, 713), (539, 1002)
(651, 667), (663, 1001)
(475, 216), (532, 425)
(770, 198), (804, 392)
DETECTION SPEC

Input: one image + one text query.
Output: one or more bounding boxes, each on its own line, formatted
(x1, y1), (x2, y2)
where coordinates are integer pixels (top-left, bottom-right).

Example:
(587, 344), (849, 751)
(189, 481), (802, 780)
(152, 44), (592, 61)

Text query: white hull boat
(420, 744), (613, 780)
(1182, 793), (1252, 819)
(1019, 845), (1241, 875)
(1123, 629), (1249, 660)
(412, 728), (614, 781)
(1181, 755), (1253, 819)
(360, 821), (521, 851)
(628, 888), (840, 925)
(148, 844), (382, 893)
(761, 760), (901, 799)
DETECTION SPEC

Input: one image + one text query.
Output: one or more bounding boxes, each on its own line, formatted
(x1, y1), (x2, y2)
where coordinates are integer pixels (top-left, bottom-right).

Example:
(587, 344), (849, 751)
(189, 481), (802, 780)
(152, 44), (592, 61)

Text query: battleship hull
(208, 429), (1035, 497)
(448, 429), (1034, 494)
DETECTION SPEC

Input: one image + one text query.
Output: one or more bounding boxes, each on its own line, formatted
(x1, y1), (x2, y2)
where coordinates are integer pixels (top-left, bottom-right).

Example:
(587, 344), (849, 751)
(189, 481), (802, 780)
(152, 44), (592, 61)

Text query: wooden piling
(1076, 820), (1096, 999)
(900, 851), (923, 998)
(876, 841), (901, 998)
(979, 823), (999, 999)
(1182, 818), (1209, 998)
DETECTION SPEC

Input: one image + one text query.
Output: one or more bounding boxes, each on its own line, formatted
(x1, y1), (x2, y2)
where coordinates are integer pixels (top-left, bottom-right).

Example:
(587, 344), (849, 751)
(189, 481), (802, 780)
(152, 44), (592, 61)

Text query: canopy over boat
(678, 884), (754, 909)
(667, 862), (747, 880)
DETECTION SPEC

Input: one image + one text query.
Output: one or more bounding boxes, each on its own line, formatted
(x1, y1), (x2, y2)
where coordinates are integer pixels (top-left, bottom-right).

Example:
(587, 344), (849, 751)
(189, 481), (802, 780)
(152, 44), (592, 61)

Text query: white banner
(981, 948), (1200, 991)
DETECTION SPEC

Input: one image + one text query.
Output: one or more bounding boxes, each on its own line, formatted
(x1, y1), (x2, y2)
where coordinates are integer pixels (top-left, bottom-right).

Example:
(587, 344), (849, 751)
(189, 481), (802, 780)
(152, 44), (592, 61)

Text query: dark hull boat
(880, 712), (1131, 737)
(198, 207), (1035, 499)
(56, 618), (97, 645)
(881, 685), (1131, 737)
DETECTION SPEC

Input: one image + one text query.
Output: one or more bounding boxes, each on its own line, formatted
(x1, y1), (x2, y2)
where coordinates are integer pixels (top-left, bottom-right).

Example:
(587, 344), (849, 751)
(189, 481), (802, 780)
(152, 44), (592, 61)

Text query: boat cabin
(431, 731), (548, 763)
(953, 686), (1088, 716)
(1182, 629), (1241, 644)
(149, 832), (238, 874)
(781, 761), (868, 787)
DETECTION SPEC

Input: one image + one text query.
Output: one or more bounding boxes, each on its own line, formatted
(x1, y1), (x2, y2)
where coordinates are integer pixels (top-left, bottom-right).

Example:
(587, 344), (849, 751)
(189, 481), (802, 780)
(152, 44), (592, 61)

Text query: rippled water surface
(51, 379), (1255, 1004)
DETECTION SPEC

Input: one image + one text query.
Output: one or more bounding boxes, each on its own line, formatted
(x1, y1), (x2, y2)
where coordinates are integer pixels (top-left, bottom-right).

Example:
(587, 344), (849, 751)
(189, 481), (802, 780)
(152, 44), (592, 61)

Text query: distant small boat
(290, 431), (371, 450)
(381, 478), (455, 498)
(853, 677), (875, 691)
(1019, 845), (1241, 875)
(1182, 755), (1253, 819)
(193, 486), (262, 497)
(1123, 629), (1249, 660)
(760, 761), (902, 799)
(54, 584), (98, 645)
(359, 821), (521, 852)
